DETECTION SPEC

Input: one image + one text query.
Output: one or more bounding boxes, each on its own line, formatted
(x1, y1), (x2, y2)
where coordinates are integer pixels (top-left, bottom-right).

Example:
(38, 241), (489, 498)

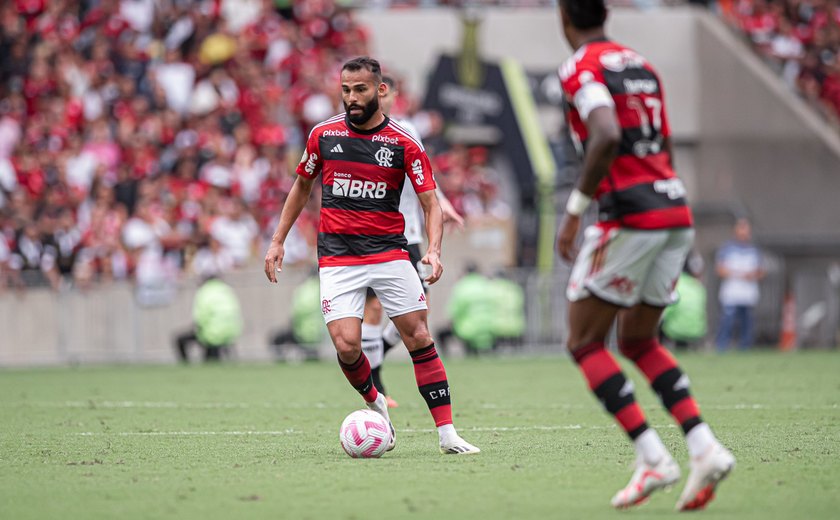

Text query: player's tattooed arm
(264, 175), (316, 283)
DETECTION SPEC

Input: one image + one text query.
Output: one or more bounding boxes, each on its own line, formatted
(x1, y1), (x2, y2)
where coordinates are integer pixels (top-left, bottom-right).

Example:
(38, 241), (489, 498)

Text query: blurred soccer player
(264, 57), (479, 455)
(556, 0), (734, 510)
(366, 75), (465, 408)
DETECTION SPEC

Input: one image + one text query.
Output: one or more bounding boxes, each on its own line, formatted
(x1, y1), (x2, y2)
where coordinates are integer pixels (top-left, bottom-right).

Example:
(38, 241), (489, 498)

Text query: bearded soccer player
(264, 57), (479, 455)
(556, 0), (734, 510)
(366, 74), (465, 408)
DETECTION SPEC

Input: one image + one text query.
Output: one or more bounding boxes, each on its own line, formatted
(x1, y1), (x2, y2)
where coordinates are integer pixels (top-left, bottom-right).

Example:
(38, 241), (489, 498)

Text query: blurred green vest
(292, 276), (325, 345)
(193, 279), (242, 347)
(489, 277), (525, 338)
(662, 273), (707, 341)
(448, 273), (495, 350)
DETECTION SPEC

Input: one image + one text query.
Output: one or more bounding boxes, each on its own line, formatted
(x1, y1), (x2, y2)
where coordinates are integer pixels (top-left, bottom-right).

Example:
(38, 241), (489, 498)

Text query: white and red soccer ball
(339, 409), (392, 458)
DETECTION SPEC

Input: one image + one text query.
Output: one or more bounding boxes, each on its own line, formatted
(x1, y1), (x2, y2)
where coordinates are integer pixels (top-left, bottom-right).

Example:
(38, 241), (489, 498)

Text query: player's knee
(333, 335), (361, 359)
(402, 326), (432, 350)
(618, 337), (657, 361)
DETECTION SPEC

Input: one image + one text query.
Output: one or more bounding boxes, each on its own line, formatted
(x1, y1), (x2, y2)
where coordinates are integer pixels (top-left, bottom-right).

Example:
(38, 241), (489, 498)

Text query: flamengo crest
(374, 146), (394, 167)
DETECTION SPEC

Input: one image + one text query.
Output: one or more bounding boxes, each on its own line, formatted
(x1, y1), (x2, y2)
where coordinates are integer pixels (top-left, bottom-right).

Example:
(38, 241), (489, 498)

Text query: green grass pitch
(1, 351), (838, 519)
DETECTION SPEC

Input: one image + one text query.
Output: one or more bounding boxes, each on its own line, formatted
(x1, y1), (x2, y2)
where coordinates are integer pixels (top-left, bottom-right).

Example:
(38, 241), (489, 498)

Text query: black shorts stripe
(317, 233), (408, 258)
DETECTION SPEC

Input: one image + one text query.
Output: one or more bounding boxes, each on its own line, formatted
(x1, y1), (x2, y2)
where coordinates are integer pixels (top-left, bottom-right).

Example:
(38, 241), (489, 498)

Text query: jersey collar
(345, 115), (390, 135)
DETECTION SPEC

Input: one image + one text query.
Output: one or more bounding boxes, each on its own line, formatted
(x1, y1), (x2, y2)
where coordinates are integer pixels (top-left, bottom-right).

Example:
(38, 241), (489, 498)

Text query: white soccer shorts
(566, 226), (694, 307)
(319, 260), (428, 323)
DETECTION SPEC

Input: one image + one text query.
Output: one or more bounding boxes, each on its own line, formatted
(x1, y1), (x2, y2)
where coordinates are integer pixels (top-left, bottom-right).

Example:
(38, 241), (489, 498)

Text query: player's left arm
(407, 146), (444, 284)
(417, 189), (443, 285)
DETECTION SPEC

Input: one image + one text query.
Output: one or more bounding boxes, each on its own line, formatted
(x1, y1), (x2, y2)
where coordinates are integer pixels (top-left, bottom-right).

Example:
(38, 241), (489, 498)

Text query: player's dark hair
(560, 0), (607, 30)
(382, 75), (396, 89)
(342, 57), (382, 83)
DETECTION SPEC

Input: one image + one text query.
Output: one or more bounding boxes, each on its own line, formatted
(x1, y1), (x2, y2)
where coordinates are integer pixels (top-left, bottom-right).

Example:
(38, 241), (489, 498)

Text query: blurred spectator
(0, 0), (374, 290)
(191, 235), (235, 278)
(488, 270), (525, 349)
(269, 268), (324, 361)
(724, 0), (840, 127)
(210, 197), (259, 266)
(661, 253), (708, 350)
(0, 0), (509, 293)
(438, 264), (495, 355)
(715, 218), (766, 351)
(175, 274), (243, 363)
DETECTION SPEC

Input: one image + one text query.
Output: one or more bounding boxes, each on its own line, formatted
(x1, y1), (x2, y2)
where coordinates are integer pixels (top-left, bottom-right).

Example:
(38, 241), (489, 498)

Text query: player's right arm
(556, 62), (621, 261)
(264, 175), (317, 282)
(264, 130), (323, 283)
(557, 105), (620, 261)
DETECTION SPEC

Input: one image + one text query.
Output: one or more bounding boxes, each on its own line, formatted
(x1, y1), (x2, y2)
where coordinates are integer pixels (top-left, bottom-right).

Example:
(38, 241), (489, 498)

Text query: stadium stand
(0, 0), (503, 290)
(720, 0), (840, 126)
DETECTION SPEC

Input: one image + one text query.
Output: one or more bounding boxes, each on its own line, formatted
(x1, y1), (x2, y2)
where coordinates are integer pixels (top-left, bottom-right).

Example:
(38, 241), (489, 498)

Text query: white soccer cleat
(611, 456), (681, 509)
(676, 443), (735, 511)
(439, 435), (481, 455)
(366, 394), (396, 451)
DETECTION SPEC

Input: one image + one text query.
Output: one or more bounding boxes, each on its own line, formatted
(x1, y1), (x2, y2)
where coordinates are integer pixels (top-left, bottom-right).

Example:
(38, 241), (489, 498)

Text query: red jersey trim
(319, 249), (409, 267)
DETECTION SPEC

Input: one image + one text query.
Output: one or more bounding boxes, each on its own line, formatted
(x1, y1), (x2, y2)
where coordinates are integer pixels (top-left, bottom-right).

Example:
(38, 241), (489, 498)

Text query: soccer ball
(339, 409), (392, 458)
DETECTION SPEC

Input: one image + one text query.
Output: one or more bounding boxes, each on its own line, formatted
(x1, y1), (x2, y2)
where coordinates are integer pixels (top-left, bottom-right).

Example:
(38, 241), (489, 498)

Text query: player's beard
(344, 95), (379, 126)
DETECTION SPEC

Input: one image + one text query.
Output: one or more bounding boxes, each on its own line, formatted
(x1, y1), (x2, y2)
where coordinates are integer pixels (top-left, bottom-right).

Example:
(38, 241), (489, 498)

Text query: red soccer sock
(338, 352), (379, 403)
(619, 338), (703, 434)
(410, 344), (452, 427)
(572, 342), (648, 439)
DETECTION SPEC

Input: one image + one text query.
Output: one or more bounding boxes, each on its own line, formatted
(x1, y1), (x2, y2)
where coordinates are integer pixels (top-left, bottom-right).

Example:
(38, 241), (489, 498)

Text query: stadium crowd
(721, 0), (840, 125)
(0, 0), (505, 292)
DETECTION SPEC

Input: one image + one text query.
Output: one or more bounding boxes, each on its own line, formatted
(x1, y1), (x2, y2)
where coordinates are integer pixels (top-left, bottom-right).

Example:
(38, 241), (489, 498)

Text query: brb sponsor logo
(332, 173), (387, 199)
(322, 299), (331, 314)
(411, 159), (425, 185)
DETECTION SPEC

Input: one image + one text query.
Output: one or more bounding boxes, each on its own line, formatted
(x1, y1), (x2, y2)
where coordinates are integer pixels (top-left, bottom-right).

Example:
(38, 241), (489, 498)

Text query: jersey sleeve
(404, 144), (436, 194)
(560, 57), (615, 121)
(295, 128), (323, 179)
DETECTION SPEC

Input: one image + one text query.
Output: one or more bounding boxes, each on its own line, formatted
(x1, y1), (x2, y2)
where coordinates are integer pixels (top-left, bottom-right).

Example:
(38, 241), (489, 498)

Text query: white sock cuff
(634, 428), (669, 466)
(437, 423), (456, 440)
(686, 422), (716, 458)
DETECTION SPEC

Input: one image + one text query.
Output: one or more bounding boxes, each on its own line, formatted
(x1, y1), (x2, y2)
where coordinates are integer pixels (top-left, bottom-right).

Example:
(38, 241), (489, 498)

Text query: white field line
(7, 401), (838, 411)
(74, 430), (301, 437)
(70, 424), (665, 437)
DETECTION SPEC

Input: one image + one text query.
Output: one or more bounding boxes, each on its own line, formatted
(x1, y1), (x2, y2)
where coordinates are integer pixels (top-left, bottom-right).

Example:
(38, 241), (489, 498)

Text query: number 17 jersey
(559, 39), (692, 230)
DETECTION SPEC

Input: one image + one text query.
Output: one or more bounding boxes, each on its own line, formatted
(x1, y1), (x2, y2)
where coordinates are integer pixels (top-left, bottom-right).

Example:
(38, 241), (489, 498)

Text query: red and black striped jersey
(559, 40), (693, 230)
(296, 114), (436, 267)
